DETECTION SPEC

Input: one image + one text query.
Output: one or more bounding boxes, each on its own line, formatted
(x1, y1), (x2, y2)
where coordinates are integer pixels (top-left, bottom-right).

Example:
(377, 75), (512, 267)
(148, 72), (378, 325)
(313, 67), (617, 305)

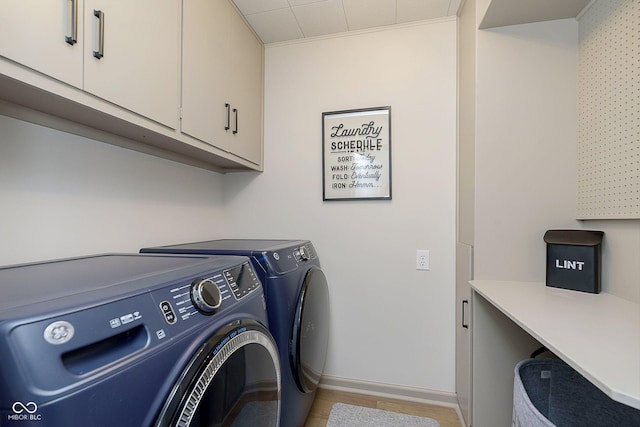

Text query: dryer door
(291, 267), (330, 393)
(155, 320), (280, 427)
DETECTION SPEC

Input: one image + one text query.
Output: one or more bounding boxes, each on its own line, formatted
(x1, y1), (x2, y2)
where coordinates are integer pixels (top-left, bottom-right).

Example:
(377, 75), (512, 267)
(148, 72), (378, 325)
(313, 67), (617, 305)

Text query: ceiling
(231, 0), (463, 44)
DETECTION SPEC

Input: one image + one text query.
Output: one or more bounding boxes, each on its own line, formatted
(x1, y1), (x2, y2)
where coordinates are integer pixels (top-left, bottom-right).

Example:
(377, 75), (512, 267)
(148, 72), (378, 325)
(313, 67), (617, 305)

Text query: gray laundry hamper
(512, 358), (640, 427)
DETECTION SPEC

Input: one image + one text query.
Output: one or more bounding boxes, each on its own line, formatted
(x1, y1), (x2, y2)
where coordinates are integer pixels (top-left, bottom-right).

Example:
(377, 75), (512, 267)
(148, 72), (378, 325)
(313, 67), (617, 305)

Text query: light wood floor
(303, 389), (462, 427)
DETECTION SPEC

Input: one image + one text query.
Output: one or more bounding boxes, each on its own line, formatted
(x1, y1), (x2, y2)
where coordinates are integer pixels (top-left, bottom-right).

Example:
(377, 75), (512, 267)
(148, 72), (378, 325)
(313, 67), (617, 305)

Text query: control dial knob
(190, 278), (222, 314)
(298, 246), (310, 261)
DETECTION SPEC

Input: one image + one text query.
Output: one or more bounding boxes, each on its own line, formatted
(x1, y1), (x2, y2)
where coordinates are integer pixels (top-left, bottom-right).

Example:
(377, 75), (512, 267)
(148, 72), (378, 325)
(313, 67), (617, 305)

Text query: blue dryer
(141, 239), (330, 427)
(0, 254), (281, 427)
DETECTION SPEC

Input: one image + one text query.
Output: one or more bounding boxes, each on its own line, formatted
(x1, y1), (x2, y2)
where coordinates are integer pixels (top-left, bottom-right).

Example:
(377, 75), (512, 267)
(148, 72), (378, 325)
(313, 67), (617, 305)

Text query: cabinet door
(225, 8), (263, 165)
(83, 0), (180, 129)
(456, 243), (473, 426)
(0, 0), (83, 88)
(182, 0), (263, 165)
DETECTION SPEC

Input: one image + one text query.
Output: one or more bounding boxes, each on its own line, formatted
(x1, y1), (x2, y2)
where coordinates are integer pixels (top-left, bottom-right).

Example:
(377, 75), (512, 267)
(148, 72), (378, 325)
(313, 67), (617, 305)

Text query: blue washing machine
(141, 240), (330, 427)
(0, 253), (281, 426)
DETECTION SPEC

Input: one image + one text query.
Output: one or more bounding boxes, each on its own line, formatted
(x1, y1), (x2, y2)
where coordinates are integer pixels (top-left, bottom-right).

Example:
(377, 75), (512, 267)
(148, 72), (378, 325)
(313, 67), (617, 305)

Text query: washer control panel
(154, 261), (261, 326)
(224, 261), (260, 300)
(158, 272), (228, 324)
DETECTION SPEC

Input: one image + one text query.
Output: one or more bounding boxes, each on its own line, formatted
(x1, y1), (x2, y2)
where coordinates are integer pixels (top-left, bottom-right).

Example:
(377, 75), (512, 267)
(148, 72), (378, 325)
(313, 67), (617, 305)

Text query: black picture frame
(322, 106), (392, 201)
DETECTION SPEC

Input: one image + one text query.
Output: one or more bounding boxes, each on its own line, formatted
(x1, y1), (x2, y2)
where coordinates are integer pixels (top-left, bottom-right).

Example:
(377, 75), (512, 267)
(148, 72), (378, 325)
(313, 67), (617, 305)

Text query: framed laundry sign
(322, 106), (392, 201)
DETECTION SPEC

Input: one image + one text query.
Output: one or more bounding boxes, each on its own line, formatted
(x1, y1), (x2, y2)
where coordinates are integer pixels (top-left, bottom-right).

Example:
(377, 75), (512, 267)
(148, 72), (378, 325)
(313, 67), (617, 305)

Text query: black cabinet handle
(462, 299), (469, 329)
(224, 103), (231, 131)
(93, 10), (104, 59)
(232, 108), (238, 134)
(65, 0), (78, 45)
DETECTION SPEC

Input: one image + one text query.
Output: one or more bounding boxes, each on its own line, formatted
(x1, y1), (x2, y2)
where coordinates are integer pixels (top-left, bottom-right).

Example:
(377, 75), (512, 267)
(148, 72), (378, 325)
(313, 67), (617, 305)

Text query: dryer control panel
(294, 243), (317, 262)
(258, 242), (319, 276)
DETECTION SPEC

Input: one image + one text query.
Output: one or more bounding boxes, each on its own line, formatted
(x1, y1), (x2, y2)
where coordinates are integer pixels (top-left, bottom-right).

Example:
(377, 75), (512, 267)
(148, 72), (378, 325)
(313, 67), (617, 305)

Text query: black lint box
(543, 230), (604, 293)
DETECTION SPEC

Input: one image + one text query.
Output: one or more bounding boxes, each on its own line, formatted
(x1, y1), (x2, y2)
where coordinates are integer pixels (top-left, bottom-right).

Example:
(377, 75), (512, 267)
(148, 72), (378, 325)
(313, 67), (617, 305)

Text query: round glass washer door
(290, 267), (330, 393)
(155, 320), (280, 427)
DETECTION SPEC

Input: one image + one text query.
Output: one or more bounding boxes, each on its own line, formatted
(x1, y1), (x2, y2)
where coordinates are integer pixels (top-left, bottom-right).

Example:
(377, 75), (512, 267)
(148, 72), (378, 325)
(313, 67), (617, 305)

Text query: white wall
(475, 19), (581, 281)
(0, 114), (226, 266)
(474, 17), (640, 303)
(223, 20), (458, 394)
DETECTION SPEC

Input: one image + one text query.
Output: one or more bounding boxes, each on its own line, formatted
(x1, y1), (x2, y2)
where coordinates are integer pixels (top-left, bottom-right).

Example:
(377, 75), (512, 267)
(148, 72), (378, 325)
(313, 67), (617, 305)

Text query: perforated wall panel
(577, 0), (639, 219)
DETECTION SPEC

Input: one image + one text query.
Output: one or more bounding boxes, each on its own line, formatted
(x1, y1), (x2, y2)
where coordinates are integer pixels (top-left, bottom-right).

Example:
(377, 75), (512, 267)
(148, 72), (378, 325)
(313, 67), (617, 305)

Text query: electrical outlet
(416, 250), (430, 271)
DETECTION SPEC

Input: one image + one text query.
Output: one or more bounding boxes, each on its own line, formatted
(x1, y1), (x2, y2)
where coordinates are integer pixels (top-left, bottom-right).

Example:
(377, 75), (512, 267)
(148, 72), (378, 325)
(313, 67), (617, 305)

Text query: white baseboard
(318, 374), (465, 425)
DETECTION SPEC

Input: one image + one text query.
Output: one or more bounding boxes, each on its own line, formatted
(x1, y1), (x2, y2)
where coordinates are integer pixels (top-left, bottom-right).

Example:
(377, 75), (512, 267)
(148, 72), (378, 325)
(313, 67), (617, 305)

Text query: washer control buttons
(159, 300), (177, 324)
(190, 278), (222, 314)
(44, 320), (74, 345)
(224, 262), (260, 300)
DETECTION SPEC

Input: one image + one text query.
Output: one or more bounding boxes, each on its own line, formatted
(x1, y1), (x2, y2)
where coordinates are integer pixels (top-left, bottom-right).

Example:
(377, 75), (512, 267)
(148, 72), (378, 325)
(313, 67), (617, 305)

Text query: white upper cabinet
(0, 0), (84, 88)
(83, 0), (180, 129)
(182, 0), (263, 165)
(0, 0), (261, 171)
(0, 0), (179, 129)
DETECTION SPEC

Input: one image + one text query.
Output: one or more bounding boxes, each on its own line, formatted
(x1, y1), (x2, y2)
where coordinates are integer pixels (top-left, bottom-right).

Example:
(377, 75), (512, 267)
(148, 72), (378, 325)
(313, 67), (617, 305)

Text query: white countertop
(470, 280), (640, 410)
